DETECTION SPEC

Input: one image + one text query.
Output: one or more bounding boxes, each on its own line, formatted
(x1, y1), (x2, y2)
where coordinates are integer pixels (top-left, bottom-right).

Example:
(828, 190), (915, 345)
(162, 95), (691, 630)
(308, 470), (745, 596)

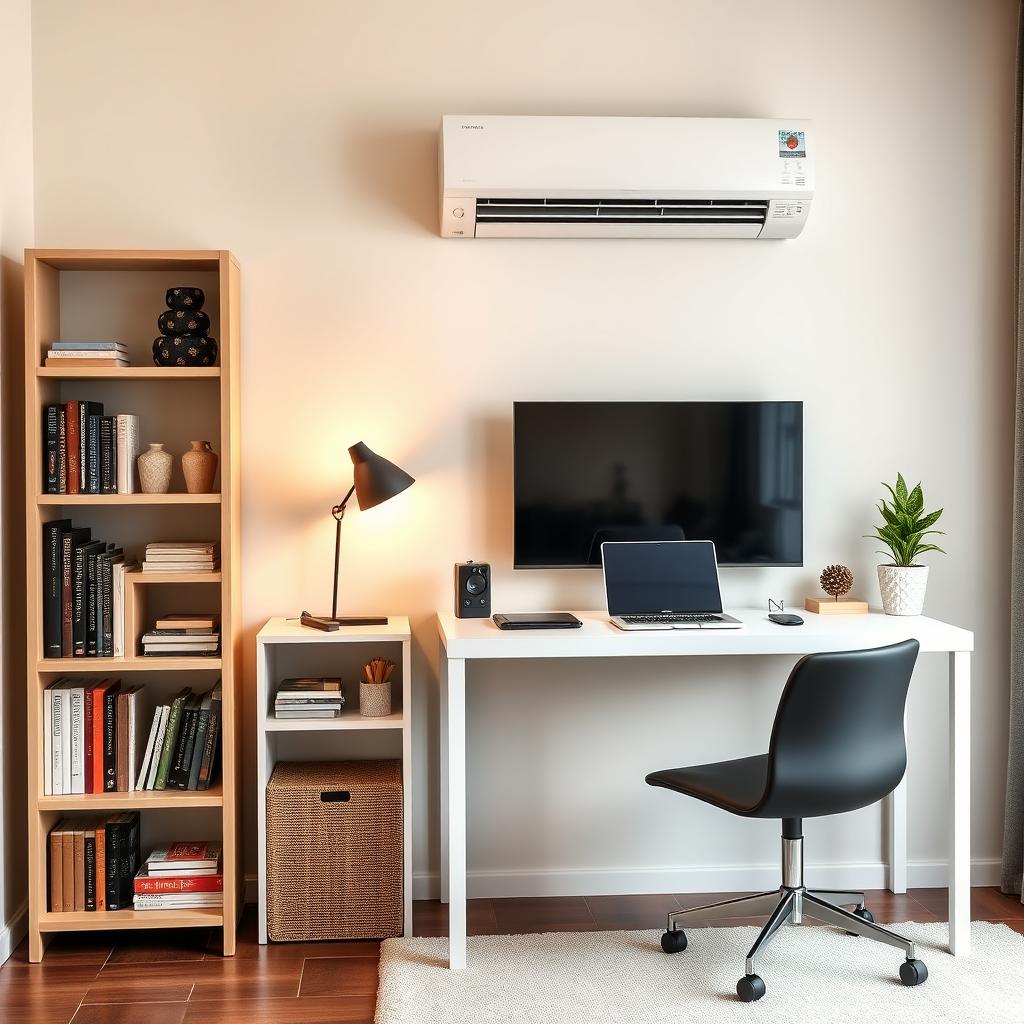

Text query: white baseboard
(0, 901), (28, 964)
(245, 859), (1002, 907)
(411, 859), (1003, 901)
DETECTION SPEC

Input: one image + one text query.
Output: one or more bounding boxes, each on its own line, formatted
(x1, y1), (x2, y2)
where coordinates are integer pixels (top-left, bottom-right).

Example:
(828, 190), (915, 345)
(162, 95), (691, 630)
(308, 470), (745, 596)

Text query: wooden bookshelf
(23, 249), (242, 961)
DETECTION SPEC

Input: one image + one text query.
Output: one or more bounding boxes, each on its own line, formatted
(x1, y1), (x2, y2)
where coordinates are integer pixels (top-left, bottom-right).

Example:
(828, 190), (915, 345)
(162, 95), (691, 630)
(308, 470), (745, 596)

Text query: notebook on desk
(602, 540), (743, 631)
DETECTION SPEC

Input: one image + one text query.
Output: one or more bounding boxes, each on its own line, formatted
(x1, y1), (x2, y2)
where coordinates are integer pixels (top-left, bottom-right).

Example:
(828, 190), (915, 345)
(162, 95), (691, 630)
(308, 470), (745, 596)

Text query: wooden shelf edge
(37, 493), (221, 505)
(37, 367), (220, 380)
(127, 571), (222, 584)
(37, 785), (224, 811)
(264, 712), (405, 732)
(37, 656), (222, 673)
(39, 907), (224, 931)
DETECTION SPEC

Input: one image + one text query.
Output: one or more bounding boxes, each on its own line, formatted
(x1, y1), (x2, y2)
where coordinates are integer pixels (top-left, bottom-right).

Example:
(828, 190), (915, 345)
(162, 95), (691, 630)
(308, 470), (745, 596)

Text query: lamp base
(322, 614), (390, 627)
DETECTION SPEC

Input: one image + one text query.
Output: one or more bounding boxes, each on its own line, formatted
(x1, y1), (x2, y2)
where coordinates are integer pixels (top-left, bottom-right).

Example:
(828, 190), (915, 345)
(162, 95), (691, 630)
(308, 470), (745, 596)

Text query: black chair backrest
(759, 640), (920, 819)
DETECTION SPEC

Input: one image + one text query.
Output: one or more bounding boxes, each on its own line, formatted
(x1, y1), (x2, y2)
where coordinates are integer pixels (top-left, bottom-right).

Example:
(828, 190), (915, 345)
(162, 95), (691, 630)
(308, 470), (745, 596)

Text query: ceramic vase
(137, 443), (173, 494)
(182, 440), (218, 494)
(877, 564), (929, 616)
(360, 681), (392, 718)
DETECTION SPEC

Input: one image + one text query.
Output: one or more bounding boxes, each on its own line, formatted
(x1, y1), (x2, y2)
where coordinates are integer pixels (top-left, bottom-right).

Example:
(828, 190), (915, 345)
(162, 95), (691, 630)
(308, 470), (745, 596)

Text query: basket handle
(320, 791), (351, 803)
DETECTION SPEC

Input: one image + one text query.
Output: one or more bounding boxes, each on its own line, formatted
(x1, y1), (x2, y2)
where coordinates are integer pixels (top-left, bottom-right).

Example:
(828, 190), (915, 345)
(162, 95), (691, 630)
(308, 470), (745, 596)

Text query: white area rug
(376, 923), (1024, 1024)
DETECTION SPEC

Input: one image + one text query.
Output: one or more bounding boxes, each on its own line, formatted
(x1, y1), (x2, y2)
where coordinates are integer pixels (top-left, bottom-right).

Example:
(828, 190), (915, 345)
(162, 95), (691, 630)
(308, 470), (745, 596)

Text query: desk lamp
(321, 441), (414, 627)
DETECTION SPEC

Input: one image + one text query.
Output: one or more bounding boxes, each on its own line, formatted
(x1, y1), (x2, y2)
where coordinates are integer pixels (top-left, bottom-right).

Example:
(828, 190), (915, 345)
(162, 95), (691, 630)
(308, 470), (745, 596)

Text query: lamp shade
(348, 442), (415, 510)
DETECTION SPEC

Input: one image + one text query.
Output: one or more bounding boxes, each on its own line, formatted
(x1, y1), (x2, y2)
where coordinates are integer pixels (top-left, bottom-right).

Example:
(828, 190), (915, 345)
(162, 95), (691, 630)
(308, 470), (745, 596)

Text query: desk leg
(887, 777), (908, 894)
(949, 651), (971, 956)
(445, 657), (467, 969)
(440, 655), (449, 905)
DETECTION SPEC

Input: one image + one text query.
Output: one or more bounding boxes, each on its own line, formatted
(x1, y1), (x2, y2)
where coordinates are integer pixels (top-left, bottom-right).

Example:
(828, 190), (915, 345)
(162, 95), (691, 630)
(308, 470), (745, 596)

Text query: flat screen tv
(513, 401), (803, 568)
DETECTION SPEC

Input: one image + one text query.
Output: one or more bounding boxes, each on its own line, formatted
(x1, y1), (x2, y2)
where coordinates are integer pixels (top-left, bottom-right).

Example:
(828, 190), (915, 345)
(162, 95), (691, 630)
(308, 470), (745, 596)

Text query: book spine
(57, 406), (67, 493)
(86, 414), (102, 493)
(73, 544), (88, 657)
(61, 691), (72, 794)
(103, 686), (118, 792)
(104, 820), (121, 910)
(43, 688), (53, 796)
(83, 687), (94, 794)
(154, 696), (186, 790)
(85, 549), (98, 657)
(187, 706), (211, 791)
(95, 821), (106, 911)
(101, 557), (114, 655)
(73, 830), (85, 912)
(51, 688), (64, 796)
(169, 707), (196, 789)
(123, 414), (139, 493)
(79, 402), (88, 492)
(92, 686), (106, 793)
(197, 696), (221, 789)
(146, 708), (169, 790)
(115, 691), (128, 792)
(61, 831), (74, 910)
(44, 406), (59, 493)
(49, 826), (63, 912)
(119, 814), (140, 908)
(84, 830), (96, 911)
(61, 534), (74, 656)
(65, 401), (80, 493)
(42, 521), (65, 658)
(99, 416), (115, 493)
(134, 875), (224, 894)
(69, 688), (85, 794)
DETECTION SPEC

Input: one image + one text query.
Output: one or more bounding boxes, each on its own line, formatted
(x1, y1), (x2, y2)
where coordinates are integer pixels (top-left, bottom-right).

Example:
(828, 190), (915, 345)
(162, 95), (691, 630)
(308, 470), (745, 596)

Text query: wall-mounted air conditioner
(439, 115), (813, 239)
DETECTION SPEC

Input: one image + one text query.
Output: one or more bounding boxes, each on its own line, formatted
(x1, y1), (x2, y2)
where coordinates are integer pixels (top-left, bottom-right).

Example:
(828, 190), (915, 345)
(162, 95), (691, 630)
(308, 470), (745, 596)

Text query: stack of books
(141, 613), (220, 658)
(41, 519), (137, 658)
(48, 812), (141, 912)
(274, 678), (344, 719)
(134, 684), (222, 791)
(45, 341), (129, 368)
(43, 680), (148, 795)
(134, 842), (223, 911)
(143, 542), (218, 574)
(43, 402), (140, 494)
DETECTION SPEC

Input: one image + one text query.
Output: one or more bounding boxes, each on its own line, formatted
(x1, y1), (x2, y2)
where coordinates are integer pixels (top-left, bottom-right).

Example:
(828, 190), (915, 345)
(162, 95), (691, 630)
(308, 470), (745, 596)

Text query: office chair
(646, 639), (926, 1002)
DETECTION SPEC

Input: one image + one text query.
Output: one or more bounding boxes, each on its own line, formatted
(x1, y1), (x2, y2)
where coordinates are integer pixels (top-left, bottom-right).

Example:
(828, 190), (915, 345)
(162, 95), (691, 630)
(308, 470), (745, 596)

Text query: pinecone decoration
(820, 564), (854, 601)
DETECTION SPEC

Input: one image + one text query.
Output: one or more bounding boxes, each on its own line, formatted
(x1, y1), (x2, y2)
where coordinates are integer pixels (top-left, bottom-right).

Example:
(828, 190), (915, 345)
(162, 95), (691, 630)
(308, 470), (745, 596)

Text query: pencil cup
(359, 681), (391, 718)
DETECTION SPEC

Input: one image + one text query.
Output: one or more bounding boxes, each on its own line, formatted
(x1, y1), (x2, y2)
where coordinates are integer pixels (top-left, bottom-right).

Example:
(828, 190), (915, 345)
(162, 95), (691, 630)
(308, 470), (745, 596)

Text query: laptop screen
(602, 541), (724, 616)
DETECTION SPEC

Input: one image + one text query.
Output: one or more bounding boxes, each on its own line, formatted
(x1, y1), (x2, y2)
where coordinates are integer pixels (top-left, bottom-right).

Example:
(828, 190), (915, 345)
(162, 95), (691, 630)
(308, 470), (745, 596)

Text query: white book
(60, 682), (72, 795)
(127, 686), (140, 790)
(133, 894), (224, 908)
(46, 348), (127, 358)
(115, 414), (139, 494)
(135, 706), (164, 790)
(69, 685), (85, 794)
(145, 706), (170, 790)
(50, 684), (64, 796)
(43, 685), (54, 796)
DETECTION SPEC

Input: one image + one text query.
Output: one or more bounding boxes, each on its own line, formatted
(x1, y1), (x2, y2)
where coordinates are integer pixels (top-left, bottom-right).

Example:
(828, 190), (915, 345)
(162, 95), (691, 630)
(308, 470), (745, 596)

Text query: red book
(91, 680), (115, 794)
(65, 401), (80, 494)
(83, 682), (95, 792)
(133, 872), (223, 895)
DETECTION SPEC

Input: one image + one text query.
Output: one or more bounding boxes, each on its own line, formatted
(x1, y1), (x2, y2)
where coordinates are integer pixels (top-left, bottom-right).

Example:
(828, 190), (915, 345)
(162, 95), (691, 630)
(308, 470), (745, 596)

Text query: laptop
(602, 540), (743, 630)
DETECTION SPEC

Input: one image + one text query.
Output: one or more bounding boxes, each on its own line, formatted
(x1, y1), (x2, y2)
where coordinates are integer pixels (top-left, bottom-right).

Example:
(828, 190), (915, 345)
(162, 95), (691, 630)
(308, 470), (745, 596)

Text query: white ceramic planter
(877, 564), (929, 616)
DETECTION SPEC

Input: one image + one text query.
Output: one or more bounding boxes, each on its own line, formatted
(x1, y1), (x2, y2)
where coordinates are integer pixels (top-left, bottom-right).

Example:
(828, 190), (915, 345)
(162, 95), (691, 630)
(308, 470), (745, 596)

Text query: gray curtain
(1004, 3), (1024, 899)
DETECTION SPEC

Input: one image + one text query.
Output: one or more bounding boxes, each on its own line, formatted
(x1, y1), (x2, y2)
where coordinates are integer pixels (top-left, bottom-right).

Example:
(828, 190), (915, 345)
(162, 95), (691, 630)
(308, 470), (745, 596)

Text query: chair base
(663, 834), (926, 1000)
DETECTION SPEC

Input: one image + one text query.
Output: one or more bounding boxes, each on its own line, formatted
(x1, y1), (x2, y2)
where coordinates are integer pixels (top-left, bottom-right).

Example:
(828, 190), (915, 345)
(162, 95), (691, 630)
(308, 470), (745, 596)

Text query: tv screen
(513, 401), (803, 568)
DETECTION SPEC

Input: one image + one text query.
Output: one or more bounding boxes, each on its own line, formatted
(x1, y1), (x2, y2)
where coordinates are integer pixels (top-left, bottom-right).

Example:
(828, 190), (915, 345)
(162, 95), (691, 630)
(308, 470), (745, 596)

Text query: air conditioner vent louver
(475, 198), (770, 226)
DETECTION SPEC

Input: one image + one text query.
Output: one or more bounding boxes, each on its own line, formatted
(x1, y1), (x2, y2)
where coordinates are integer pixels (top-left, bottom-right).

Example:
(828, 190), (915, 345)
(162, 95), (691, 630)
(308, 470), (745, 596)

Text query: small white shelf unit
(255, 615), (412, 944)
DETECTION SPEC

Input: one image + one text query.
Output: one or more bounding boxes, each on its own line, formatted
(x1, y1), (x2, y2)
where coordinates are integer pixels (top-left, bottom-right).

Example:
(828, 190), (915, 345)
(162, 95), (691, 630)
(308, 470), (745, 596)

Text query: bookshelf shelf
(37, 493), (221, 505)
(38, 367), (220, 381)
(37, 656), (223, 673)
(38, 784), (224, 811)
(39, 908), (224, 932)
(25, 248), (241, 962)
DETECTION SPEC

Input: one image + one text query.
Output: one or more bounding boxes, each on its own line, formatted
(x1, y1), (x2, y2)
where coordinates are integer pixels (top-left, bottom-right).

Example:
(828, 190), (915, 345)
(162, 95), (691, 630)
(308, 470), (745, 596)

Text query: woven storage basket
(266, 760), (403, 941)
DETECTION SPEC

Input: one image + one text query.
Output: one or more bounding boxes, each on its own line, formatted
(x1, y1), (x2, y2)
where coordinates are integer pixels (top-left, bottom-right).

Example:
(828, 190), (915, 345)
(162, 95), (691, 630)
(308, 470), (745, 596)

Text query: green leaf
(895, 473), (909, 506)
(914, 508), (943, 531)
(907, 484), (924, 517)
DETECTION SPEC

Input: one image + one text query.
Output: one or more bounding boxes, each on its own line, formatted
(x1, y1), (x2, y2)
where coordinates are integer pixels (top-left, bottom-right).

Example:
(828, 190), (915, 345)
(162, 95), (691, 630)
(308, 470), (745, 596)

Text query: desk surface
(437, 608), (974, 660)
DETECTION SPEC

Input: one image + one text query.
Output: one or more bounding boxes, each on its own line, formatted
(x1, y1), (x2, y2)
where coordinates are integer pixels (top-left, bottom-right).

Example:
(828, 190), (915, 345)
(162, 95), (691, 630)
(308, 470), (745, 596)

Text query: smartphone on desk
(492, 613), (583, 630)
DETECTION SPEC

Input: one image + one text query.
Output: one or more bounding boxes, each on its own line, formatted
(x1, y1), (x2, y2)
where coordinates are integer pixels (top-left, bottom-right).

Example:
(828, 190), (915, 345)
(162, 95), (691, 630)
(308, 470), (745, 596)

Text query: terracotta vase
(137, 443), (173, 494)
(182, 440), (218, 494)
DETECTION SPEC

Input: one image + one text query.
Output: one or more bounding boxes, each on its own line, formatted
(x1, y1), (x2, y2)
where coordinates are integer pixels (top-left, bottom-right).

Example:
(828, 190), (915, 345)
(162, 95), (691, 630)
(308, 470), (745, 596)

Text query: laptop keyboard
(620, 613), (723, 624)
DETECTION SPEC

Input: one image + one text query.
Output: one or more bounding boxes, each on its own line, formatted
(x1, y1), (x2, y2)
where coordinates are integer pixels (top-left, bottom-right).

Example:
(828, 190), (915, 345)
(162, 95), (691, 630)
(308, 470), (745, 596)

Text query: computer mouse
(768, 613), (804, 626)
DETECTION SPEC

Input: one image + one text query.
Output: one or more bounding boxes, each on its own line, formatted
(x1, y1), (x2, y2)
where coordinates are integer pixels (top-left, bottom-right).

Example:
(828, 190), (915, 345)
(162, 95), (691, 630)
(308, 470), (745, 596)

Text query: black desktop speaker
(454, 561), (490, 618)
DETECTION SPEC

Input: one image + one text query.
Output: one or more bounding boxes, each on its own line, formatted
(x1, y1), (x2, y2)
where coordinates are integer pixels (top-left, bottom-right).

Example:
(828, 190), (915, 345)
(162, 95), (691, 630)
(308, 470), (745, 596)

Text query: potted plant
(867, 473), (945, 615)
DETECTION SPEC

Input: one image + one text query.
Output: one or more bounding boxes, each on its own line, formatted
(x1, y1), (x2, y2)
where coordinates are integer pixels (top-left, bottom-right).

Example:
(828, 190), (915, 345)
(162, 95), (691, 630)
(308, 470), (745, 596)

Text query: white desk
(438, 608), (974, 969)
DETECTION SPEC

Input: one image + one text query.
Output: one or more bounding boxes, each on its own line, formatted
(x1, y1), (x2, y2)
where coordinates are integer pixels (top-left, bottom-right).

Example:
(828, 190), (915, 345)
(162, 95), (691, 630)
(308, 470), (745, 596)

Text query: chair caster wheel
(846, 907), (874, 935)
(736, 974), (766, 1002)
(661, 928), (687, 954)
(899, 959), (928, 986)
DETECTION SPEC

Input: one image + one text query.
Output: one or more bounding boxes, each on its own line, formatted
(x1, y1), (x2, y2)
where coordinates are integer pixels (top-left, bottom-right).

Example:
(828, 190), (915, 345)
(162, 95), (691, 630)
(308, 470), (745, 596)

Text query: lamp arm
(330, 484), (356, 620)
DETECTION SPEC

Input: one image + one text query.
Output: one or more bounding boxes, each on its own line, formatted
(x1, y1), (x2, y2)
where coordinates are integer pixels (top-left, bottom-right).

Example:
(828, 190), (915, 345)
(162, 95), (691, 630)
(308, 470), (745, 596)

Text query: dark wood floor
(2, 888), (1022, 1024)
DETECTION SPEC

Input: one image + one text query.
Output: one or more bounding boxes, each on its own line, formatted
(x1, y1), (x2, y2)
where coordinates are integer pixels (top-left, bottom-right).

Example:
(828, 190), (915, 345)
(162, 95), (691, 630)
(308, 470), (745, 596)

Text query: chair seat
(646, 754), (769, 815)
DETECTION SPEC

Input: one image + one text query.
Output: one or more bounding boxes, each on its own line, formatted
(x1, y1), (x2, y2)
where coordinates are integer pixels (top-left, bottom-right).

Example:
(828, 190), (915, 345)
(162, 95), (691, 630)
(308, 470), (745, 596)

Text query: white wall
(29, 0), (1016, 897)
(0, 0), (33, 959)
